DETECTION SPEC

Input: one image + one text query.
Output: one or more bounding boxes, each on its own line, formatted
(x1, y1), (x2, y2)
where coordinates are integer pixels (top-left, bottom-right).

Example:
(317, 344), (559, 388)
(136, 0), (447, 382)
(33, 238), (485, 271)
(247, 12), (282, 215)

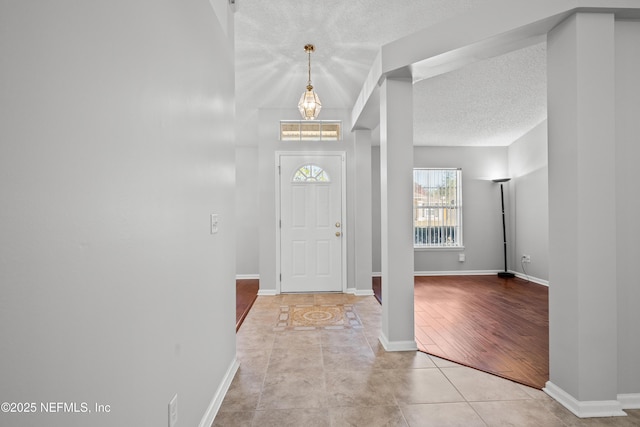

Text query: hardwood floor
(236, 275), (549, 389)
(236, 279), (259, 331)
(413, 275), (548, 389)
(372, 276), (381, 304)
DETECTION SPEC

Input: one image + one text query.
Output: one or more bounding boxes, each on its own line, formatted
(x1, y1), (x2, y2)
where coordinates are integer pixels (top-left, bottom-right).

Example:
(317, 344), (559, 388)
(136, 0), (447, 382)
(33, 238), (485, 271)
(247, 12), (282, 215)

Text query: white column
(615, 20), (640, 404)
(546, 13), (622, 417)
(354, 129), (374, 296)
(379, 77), (417, 351)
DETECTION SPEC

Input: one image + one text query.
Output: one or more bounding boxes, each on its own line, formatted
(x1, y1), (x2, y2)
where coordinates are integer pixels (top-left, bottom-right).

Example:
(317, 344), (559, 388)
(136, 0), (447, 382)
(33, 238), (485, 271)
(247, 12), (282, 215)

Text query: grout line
(428, 356), (491, 426)
(245, 306), (275, 417)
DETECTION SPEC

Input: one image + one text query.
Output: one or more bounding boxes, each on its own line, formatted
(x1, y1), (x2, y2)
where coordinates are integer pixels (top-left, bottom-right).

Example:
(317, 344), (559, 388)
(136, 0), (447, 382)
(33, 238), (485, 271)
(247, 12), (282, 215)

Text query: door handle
(335, 231), (341, 237)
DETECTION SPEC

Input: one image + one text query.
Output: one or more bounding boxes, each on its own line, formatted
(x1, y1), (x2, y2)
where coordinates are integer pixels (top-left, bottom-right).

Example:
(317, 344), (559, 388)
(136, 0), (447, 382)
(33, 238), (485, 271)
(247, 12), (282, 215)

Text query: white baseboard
(378, 333), (418, 352)
(198, 358), (240, 427)
(543, 381), (626, 418)
(236, 274), (259, 280)
(257, 289), (277, 296)
(618, 393), (640, 409)
(375, 271), (499, 277)
(348, 288), (374, 296)
(414, 270), (499, 276)
(513, 271), (549, 286)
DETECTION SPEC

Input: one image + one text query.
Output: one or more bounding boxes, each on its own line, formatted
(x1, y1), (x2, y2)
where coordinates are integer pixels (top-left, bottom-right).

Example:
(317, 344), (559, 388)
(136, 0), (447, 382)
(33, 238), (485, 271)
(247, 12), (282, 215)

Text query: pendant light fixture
(298, 44), (322, 120)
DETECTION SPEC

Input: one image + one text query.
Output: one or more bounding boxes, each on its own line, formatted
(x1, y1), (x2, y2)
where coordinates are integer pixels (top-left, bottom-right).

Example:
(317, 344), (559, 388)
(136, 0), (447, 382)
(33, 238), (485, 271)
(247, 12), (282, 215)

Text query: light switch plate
(211, 214), (219, 234)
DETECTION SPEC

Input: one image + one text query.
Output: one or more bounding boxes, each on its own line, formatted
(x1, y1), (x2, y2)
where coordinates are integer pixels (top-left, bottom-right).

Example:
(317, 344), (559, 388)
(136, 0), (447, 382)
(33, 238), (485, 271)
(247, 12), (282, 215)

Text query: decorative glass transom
(280, 120), (341, 141)
(292, 164), (330, 182)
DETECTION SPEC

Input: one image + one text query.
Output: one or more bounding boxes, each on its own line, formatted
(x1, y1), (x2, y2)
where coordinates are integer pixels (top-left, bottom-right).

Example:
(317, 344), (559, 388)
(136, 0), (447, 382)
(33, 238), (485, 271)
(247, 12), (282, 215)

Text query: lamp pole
(493, 178), (515, 278)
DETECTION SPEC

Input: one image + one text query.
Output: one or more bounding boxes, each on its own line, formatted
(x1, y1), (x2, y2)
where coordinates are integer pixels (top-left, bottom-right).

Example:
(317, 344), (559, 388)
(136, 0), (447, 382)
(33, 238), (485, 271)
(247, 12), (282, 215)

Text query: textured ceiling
(234, 0), (547, 146)
(413, 42), (547, 146)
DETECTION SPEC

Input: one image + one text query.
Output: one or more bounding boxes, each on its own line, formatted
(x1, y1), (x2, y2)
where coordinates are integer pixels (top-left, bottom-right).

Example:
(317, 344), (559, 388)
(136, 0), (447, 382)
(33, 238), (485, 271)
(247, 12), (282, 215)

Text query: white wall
(235, 95), (260, 277)
(615, 19), (640, 399)
(235, 146), (260, 276)
(353, 130), (374, 294)
(372, 146), (508, 273)
(0, 1), (237, 426)
(508, 120), (549, 282)
(372, 145), (383, 273)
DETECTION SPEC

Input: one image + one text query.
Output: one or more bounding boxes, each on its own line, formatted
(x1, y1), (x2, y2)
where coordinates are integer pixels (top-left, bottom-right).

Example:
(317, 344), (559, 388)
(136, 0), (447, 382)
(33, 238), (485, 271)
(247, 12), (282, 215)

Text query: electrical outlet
(458, 253), (465, 262)
(522, 254), (531, 263)
(169, 394), (178, 427)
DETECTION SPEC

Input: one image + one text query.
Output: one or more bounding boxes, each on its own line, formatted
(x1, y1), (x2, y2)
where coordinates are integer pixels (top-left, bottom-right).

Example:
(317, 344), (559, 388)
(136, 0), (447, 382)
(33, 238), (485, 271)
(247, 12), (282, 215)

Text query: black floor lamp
(492, 178), (515, 278)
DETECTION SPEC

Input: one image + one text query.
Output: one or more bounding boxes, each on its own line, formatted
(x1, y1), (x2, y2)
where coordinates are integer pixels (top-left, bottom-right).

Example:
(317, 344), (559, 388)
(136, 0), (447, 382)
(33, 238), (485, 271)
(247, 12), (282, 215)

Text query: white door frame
(275, 151), (347, 294)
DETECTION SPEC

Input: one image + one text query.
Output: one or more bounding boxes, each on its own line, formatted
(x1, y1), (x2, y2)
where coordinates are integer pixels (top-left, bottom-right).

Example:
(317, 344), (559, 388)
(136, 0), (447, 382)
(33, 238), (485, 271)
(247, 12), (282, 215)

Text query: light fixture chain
(308, 49), (311, 85)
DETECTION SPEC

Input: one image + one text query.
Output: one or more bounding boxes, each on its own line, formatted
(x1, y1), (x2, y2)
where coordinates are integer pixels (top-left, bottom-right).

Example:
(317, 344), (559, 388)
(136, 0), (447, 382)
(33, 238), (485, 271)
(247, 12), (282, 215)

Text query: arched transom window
(292, 164), (330, 183)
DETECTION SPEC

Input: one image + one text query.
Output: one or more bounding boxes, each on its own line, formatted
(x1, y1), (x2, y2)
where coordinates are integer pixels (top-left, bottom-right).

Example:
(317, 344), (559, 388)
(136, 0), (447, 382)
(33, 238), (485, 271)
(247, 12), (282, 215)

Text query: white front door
(279, 154), (344, 293)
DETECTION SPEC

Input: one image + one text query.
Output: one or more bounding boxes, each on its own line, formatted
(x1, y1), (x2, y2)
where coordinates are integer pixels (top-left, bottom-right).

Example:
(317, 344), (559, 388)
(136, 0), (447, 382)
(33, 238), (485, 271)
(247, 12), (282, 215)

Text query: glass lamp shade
(298, 86), (322, 120)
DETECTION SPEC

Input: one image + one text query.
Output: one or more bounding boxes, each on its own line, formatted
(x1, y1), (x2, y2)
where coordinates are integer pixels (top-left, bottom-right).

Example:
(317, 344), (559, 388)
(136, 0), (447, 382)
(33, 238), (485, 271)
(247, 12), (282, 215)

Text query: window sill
(414, 246), (465, 251)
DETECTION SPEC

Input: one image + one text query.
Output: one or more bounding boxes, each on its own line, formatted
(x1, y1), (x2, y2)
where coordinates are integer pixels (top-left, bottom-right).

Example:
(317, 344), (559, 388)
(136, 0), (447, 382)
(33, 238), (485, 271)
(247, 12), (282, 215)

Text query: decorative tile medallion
(274, 304), (363, 331)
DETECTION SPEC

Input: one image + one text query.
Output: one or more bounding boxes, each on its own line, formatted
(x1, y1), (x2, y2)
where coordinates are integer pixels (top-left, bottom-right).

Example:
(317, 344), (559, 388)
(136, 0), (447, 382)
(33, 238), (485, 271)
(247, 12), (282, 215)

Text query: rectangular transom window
(280, 120), (341, 141)
(414, 168), (463, 248)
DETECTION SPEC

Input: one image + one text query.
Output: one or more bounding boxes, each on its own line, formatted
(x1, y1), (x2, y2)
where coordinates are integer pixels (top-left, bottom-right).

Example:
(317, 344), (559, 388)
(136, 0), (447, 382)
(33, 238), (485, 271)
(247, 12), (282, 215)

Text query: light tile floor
(213, 293), (640, 427)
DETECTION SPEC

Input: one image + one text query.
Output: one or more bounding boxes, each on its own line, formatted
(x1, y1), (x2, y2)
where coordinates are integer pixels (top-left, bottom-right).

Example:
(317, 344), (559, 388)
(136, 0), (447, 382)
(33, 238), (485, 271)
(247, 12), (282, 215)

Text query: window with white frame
(280, 120), (341, 141)
(413, 168), (463, 248)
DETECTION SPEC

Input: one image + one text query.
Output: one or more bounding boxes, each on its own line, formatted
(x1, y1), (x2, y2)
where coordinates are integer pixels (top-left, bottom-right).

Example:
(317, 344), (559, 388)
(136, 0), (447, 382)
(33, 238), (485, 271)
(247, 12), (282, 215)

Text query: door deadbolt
(335, 222), (341, 228)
